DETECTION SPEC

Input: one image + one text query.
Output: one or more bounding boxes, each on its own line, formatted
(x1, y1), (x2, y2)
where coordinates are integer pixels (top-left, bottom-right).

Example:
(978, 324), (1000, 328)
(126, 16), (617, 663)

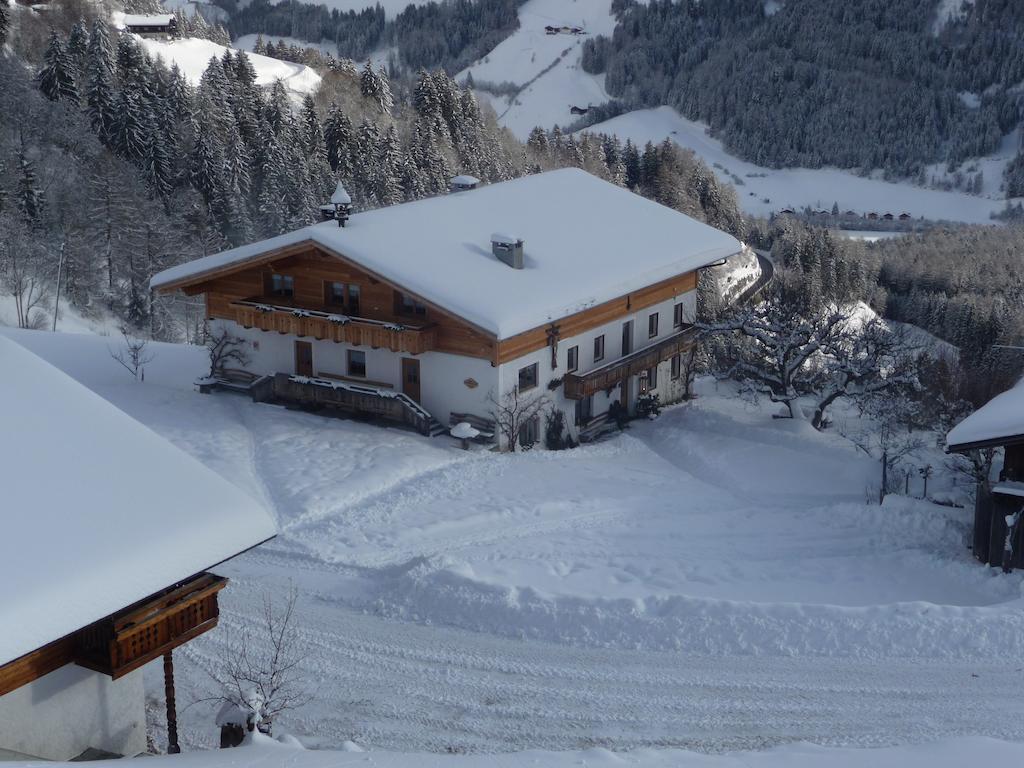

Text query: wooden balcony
(233, 300), (438, 355)
(73, 573), (227, 679)
(564, 326), (698, 400)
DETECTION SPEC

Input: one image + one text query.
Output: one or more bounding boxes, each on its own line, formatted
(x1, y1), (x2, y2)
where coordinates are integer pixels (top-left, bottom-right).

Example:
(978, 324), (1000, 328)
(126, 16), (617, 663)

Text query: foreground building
(151, 169), (744, 447)
(947, 381), (1024, 568)
(0, 334), (277, 760)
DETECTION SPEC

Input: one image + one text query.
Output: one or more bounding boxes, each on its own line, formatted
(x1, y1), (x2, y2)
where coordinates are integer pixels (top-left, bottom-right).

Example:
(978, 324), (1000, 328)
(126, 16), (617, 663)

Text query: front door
(294, 341), (313, 376)
(401, 358), (421, 402)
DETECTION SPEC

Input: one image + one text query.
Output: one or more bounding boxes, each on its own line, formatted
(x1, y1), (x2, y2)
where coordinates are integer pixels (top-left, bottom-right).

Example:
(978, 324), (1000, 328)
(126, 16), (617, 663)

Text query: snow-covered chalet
(0, 334), (277, 760)
(151, 169), (744, 448)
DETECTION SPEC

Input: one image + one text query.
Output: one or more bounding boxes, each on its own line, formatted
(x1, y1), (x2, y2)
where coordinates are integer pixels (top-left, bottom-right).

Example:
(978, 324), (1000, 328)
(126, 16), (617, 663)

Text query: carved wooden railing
(232, 300), (438, 355)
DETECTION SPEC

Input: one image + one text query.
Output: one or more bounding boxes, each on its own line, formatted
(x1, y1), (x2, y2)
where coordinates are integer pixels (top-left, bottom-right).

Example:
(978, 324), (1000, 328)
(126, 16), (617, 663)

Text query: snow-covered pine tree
(16, 148), (45, 226)
(323, 102), (354, 177)
(359, 60), (380, 108)
(111, 86), (149, 163)
(374, 124), (403, 206)
(411, 117), (451, 196)
(38, 30), (80, 104)
(67, 22), (89, 79)
(376, 64), (393, 116)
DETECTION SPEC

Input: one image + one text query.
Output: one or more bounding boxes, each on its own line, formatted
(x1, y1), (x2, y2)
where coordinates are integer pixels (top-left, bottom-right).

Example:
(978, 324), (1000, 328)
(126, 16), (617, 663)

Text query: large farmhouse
(151, 169), (744, 448)
(0, 334), (277, 760)
(947, 380), (1024, 569)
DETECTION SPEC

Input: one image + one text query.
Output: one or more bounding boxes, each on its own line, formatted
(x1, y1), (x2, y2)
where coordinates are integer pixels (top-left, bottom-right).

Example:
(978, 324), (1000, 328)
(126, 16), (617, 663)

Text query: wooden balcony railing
(73, 573), (227, 679)
(233, 300), (438, 355)
(563, 326), (698, 400)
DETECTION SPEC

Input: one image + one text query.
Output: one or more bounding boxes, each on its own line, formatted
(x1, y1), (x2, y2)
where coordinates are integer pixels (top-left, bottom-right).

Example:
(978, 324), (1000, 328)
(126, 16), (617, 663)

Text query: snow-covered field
(456, 0), (1020, 224)
(5, 327), (1024, 753)
(582, 107), (1020, 225)
(133, 36), (321, 94)
(235, 0), (428, 19)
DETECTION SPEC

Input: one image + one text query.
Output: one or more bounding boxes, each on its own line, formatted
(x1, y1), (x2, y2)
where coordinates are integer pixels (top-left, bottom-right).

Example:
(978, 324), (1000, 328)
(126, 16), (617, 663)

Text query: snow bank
(0, 332), (277, 666)
(9, 733), (1024, 768)
(135, 36), (321, 94)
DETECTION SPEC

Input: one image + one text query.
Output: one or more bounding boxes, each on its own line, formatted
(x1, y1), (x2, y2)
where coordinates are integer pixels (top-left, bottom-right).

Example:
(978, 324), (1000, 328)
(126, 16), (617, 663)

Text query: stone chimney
(491, 234), (524, 269)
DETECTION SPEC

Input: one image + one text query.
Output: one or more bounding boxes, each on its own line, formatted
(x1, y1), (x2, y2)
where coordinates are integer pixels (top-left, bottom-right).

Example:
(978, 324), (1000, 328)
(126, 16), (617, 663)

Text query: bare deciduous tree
(109, 326), (154, 381)
(207, 326), (250, 378)
(201, 588), (310, 732)
(0, 214), (51, 329)
(488, 386), (550, 452)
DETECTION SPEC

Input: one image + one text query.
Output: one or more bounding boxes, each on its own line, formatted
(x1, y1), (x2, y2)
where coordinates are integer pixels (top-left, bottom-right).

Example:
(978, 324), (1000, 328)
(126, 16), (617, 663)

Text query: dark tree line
(222, 0), (524, 74)
(581, 0), (1024, 178)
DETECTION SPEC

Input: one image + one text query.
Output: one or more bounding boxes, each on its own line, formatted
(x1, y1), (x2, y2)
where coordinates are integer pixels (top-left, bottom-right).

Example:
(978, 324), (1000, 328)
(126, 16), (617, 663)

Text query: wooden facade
(158, 241), (699, 368)
(0, 573), (226, 696)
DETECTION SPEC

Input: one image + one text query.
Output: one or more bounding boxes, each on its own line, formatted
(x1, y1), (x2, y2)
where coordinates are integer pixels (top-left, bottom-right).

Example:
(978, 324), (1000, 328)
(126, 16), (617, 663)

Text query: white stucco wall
(496, 290), (698, 446)
(0, 665), (146, 761)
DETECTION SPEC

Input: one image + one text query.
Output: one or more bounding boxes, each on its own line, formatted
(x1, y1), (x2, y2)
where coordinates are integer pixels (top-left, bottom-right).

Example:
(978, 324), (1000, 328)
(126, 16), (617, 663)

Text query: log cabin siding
(198, 247), (498, 361)
(494, 270), (698, 364)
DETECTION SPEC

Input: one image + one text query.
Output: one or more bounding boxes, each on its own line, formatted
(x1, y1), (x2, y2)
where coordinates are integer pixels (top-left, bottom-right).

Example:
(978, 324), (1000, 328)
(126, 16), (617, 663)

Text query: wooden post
(163, 651), (181, 754)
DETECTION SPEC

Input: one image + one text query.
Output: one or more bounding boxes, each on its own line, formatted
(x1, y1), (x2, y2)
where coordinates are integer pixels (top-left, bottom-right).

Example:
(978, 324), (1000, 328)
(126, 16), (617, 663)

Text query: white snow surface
(134, 36), (321, 93)
(0, 333), (277, 667)
(9, 732), (1024, 768)
(582, 107), (1021, 225)
(9, 328), (1024, 751)
(151, 169), (743, 338)
(948, 378), (1024, 448)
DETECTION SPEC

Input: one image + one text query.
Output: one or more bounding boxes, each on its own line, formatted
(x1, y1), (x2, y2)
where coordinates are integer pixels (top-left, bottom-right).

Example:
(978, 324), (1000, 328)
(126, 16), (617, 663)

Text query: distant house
(947, 381), (1024, 569)
(0, 335), (276, 760)
(866, 212), (879, 220)
(881, 212), (894, 221)
(544, 25), (559, 34)
(150, 169), (744, 449)
(779, 208), (795, 215)
(843, 210), (857, 217)
(570, 105), (589, 115)
(123, 14), (178, 38)
(898, 212), (912, 221)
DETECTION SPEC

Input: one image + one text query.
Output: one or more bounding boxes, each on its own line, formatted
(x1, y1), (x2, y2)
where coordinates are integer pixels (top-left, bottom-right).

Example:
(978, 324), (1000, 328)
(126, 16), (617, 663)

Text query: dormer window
(395, 291), (427, 317)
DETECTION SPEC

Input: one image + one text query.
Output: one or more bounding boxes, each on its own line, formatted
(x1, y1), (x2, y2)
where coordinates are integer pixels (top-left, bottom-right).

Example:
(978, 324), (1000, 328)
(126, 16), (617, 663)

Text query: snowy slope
(239, 0), (429, 19)
(134, 36), (321, 93)
(582, 106), (1020, 225)
(9, 328), (1024, 751)
(460, 0), (616, 139)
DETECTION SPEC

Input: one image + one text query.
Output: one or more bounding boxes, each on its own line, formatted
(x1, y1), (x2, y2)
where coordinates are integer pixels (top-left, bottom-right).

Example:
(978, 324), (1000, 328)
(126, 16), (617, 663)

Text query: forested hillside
(0, 0), (741, 340)
(581, 0), (1024, 180)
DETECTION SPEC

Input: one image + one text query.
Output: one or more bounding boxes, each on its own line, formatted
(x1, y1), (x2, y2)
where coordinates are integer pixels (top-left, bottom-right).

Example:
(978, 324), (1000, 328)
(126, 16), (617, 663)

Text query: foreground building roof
(947, 379), (1024, 451)
(151, 169), (743, 339)
(0, 334), (277, 666)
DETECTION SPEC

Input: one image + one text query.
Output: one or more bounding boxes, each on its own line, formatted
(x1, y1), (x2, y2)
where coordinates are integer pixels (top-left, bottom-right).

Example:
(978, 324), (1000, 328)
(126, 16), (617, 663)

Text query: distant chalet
(151, 169), (744, 448)
(122, 14), (178, 38)
(0, 335), (276, 760)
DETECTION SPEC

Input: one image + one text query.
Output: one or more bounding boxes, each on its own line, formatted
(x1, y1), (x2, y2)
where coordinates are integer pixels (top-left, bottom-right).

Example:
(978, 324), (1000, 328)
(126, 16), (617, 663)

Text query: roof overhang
(947, 434), (1024, 454)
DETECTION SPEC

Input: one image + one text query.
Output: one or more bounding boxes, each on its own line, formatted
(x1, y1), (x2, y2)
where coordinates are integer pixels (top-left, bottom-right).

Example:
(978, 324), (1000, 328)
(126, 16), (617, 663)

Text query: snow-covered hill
(457, 0), (1020, 225)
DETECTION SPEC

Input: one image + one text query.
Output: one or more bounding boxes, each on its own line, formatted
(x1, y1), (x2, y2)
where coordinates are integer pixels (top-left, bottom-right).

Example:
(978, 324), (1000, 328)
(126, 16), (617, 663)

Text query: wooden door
(294, 341), (313, 376)
(401, 358), (421, 403)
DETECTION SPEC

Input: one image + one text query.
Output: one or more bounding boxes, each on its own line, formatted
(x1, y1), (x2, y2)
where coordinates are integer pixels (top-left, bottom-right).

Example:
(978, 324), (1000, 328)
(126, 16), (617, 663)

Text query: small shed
(123, 14), (178, 37)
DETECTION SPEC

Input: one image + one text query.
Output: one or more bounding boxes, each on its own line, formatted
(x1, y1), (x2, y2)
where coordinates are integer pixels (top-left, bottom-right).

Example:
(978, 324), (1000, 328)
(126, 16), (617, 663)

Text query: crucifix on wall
(546, 323), (561, 370)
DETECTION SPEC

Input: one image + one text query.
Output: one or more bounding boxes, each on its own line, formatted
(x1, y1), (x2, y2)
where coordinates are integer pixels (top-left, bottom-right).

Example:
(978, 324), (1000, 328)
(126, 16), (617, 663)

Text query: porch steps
(427, 418), (447, 437)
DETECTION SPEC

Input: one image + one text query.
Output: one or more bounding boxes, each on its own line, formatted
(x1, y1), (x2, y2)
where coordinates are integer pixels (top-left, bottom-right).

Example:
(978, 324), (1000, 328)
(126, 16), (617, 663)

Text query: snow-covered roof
(947, 379), (1024, 450)
(123, 13), (174, 25)
(450, 174), (480, 186)
(151, 169), (743, 339)
(0, 335), (277, 667)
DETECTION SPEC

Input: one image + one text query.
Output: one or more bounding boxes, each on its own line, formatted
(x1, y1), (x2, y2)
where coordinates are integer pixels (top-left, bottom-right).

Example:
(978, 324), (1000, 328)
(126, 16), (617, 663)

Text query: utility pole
(52, 239), (65, 332)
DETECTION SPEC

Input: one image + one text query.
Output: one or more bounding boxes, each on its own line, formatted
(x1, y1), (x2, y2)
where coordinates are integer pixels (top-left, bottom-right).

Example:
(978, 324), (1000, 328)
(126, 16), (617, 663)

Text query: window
(567, 345), (579, 372)
(267, 273), (294, 297)
(395, 291), (427, 317)
(621, 320), (633, 355)
(518, 362), (538, 391)
(593, 334), (605, 362)
(518, 416), (540, 448)
(325, 282), (361, 315)
(673, 302), (686, 328)
(648, 312), (659, 338)
(671, 354), (681, 380)
(648, 365), (658, 390)
(325, 281), (346, 306)
(347, 349), (367, 378)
